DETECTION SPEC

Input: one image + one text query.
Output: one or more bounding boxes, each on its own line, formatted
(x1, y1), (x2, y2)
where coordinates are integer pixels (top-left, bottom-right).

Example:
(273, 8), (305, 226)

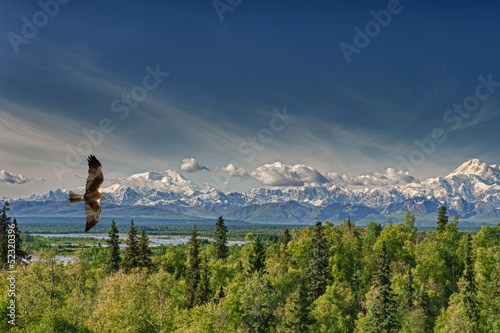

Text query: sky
(1, 0), (500, 197)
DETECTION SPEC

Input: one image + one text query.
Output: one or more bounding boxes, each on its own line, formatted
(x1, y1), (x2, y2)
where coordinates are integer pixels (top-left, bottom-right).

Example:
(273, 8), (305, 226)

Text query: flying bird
(68, 155), (107, 232)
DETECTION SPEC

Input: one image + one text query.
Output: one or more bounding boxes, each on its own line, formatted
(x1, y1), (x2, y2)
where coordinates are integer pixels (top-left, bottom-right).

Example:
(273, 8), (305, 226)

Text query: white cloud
(179, 158), (209, 173)
(327, 168), (417, 187)
(213, 161), (417, 188)
(249, 162), (330, 186)
(0, 170), (45, 185)
(213, 164), (250, 178)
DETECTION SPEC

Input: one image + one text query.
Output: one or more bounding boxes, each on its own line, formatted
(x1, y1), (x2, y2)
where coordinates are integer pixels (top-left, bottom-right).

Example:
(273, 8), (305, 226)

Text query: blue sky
(1, 0), (500, 197)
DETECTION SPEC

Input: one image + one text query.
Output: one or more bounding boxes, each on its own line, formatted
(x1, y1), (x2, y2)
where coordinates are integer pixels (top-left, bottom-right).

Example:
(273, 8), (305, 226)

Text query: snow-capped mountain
(7, 159), (500, 225)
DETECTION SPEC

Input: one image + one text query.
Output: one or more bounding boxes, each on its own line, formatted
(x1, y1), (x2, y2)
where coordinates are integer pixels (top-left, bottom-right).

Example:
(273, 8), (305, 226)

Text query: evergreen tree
(106, 219), (121, 273)
(416, 284), (429, 313)
(365, 241), (399, 332)
(402, 266), (414, 310)
(436, 206), (448, 232)
(186, 223), (201, 308)
(137, 229), (152, 269)
(415, 284), (432, 332)
(122, 219), (138, 271)
(248, 235), (266, 275)
(11, 218), (25, 261)
(215, 285), (225, 304)
(279, 278), (310, 332)
(404, 211), (416, 229)
(283, 228), (291, 250)
(215, 216), (228, 260)
(0, 201), (11, 264)
(195, 256), (210, 306)
(304, 221), (330, 305)
(461, 234), (479, 326)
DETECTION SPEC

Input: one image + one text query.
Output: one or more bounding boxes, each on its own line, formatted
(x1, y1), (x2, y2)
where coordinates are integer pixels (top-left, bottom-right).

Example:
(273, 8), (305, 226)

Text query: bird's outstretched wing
(85, 200), (102, 232)
(86, 155), (104, 195)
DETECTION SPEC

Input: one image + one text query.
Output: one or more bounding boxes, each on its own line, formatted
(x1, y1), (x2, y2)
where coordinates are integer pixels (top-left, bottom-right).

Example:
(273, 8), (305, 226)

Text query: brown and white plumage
(68, 155), (107, 232)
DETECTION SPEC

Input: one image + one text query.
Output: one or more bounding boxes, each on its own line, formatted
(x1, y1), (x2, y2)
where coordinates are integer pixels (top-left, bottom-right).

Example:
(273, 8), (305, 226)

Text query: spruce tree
(195, 256), (210, 306)
(215, 285), (225, 304)
(404, 211), (416, 229)
(283, 228), (291, 250)
(304, 221), (330, 305)
(137, 229), (152, 269)
(365, 241), (399, 332)
(416, 284), (431, 332)
(122, 219), (139, 271)
(436, 206), (448, 232)
(0, 202), (11, 264)
(186, 223), (201, 308)
(462, 234), (479, 326)
(11, 218), (24, 261)
(280, 278), (310, 332)
(106, 219), (121, 273)
(215, 216), (228, 260)
(248, 235), (266, 275)
(402, 266), (414, 310)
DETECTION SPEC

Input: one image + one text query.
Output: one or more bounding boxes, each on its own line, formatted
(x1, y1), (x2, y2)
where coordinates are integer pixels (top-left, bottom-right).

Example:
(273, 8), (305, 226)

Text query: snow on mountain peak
(102, 169), (196, 194)
(447, 159), (500, 180)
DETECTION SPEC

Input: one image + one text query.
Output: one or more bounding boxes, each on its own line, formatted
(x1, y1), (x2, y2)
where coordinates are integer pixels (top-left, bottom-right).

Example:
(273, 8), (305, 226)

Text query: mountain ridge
(5, 159), (500, 225)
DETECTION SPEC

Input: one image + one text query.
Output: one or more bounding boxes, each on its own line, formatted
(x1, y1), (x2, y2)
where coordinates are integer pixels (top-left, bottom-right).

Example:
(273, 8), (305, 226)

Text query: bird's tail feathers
(68, 193), (85, 203)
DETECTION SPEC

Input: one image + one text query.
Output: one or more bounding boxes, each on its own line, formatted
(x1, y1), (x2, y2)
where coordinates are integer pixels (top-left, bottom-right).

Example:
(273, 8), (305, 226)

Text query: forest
(1, 201), (500, 332)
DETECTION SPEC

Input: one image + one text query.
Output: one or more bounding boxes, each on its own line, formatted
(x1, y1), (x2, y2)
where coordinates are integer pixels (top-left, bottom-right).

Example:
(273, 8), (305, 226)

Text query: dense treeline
(1, 205), (500, 332)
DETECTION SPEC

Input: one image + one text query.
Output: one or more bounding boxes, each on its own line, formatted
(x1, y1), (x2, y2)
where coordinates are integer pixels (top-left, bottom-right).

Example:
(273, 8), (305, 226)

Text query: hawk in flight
(68, 155), (107, 231)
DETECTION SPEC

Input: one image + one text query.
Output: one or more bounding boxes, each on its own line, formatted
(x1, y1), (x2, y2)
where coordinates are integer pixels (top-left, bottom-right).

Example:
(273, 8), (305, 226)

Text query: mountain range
(6, 159), (500, 226)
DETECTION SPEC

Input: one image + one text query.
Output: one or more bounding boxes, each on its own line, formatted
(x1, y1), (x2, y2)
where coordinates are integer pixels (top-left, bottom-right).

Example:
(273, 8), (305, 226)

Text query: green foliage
(283, 228), (291, 250)
(304, 221), (330, 305)
(404, 211), (416, 229)
(122, 219), (139, 271)
(215, 216), (228, 260)
(461, 234), (479, 327)
(0, 202), (11, 265)
(195, 256), (210, 305)
(11, 219), (24, 261)
(2, 205), (499, 332)
(105, 219), (121, 273)
(416, 230), (461, 313)
(137, 229), (153, 270)
(437, 206), (449, 232)
(275, 279), (310, 332)
(238, 273), (279, 333)
(186, 223), (201, 308)
(311, 282), (358, 333)
(248, 235), (266, 275)
(365, 241), (399, 332)
(401, 266), (414, 311)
